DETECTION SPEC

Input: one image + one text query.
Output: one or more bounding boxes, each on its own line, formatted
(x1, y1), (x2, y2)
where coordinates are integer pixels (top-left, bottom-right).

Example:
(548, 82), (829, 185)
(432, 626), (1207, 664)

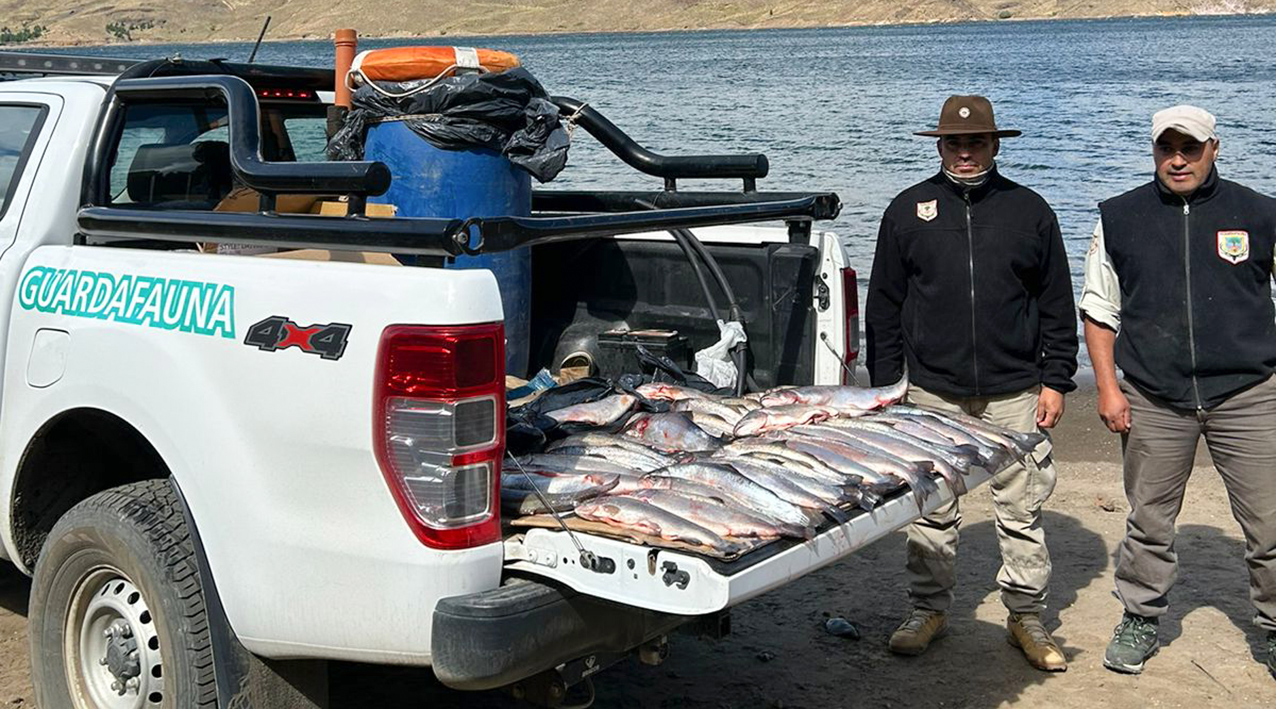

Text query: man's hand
(1097, 387), (1131, 433)
(1036, 387), (1065, 428)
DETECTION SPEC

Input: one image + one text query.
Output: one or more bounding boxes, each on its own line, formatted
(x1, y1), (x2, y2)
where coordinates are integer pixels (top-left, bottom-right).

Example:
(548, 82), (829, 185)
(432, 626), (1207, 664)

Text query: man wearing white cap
(1081, 105), (1276, 677)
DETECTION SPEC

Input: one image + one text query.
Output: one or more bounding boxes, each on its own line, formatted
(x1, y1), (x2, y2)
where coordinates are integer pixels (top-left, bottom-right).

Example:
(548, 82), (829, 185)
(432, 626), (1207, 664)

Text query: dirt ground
(1, 385), (1275, 708)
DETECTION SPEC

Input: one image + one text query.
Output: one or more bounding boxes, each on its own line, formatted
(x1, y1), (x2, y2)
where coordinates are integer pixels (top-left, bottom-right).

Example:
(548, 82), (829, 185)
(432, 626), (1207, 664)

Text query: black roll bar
(84, 74), (389, 204)
(552, 96), (769, 183)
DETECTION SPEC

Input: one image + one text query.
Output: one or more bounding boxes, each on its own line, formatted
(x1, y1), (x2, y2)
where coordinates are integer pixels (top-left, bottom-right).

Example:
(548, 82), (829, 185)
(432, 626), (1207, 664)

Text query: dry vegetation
(0, 0), (1273, 45)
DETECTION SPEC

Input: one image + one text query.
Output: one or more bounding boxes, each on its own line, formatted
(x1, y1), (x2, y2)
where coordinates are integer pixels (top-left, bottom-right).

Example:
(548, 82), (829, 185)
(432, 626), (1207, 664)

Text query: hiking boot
(1104, 612), (1159, 674)
(1266, 631), (1276, 680)
(1006, 613), (1068, 672)
(889, 608), (948, 656)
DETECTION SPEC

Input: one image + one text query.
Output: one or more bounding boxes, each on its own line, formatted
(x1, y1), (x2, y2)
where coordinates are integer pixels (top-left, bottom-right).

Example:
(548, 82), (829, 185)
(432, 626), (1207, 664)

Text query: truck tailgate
(503, 467), (992, 616)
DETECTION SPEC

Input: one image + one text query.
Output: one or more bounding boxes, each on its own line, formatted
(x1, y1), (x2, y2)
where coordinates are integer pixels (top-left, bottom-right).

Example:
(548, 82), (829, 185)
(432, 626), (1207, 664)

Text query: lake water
(43, 15), (1276, 330)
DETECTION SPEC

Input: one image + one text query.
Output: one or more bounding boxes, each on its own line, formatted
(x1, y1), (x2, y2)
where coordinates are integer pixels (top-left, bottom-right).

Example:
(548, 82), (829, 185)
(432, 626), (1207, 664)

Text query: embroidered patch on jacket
(916, 199), (938, 222)
(1217, 230), (1250, 264)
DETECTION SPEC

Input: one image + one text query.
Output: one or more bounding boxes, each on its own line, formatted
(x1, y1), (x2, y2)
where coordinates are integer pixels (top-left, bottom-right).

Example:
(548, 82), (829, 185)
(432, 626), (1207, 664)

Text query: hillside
(1, 0), (1273, 46)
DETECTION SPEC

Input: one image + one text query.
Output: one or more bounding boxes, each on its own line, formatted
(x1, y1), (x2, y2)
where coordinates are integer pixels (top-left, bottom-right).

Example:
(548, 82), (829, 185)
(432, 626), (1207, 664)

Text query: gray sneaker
(1104, 613), (1159, 674)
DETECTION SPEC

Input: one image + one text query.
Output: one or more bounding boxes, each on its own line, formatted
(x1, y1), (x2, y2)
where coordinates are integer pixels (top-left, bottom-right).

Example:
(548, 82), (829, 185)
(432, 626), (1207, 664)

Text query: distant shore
(18, 10), (1275, 49)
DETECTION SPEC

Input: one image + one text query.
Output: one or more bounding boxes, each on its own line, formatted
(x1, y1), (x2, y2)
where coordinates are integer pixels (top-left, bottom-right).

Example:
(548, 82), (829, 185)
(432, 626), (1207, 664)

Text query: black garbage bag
(327, 67), (570, 183)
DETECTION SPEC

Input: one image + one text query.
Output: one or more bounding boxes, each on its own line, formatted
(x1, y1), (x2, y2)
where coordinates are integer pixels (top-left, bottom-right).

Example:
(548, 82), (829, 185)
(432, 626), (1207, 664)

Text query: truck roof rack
(0, 51), (334, 90)
(0, 51), (139, 78)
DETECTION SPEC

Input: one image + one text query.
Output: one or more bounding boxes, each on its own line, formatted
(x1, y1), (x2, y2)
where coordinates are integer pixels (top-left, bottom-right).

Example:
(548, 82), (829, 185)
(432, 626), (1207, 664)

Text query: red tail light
(373, 324), (504, 549)
(841, 267), (860, 385)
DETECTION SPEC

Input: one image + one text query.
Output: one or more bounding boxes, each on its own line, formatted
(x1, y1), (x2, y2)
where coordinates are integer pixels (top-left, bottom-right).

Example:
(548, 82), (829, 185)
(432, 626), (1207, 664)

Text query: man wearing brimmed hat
(866, 95), (1078, 670)
(1081, 105), (1276, 678)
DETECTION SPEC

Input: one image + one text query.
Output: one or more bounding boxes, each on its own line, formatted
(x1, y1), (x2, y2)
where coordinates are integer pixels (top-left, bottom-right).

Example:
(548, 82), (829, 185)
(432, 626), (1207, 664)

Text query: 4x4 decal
(244, 316), (351, 361)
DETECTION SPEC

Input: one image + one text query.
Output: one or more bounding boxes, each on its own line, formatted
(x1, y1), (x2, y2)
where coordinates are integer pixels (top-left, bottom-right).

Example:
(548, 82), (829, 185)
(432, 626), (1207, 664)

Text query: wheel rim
(66, 567), (167, 709)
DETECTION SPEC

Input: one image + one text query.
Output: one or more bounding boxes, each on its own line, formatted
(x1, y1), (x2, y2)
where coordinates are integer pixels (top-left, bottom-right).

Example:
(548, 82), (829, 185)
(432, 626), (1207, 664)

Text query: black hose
(673, 227), (748, 396)
(636, 199), (748, 394)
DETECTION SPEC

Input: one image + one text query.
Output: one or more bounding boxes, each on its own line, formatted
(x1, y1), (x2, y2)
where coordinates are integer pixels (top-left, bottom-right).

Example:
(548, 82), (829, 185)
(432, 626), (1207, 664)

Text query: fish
(715, 438), (855, 485)
(635, 382), (712, 402)
(724, 457), (877, 512)
(502, 487), (613, 516)
(652, 462), (816, 529)
(623, 489), (806, 539)
(871, 413), (1006, 465)
(574, 496), (748, 554)
(900, 405), (1047, 457)
(732, 404), (838, 437)
(757, 373), (909, 412)
(805, 421), (968, 494)
(784, 434), (937, 503)
(544, 394), (637, 425)
(673, 398), (749, 425)
(501, 471), (620, 496)
(623, 412), (722, 453)
(888, 408), (1036, 461)
(514, 453), (644, 477)
(685, 411), (736, 438)
(545, 446), (670, 473)
(718, 397), (763, 412)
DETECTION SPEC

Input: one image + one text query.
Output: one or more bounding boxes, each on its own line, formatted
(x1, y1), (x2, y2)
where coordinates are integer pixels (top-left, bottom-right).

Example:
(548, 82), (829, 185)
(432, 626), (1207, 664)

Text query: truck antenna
(247, 16), (271, 63)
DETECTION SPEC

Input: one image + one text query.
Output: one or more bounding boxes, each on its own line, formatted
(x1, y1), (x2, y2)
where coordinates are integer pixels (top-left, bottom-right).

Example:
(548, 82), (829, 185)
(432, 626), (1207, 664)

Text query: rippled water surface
(48, 15), (1276, 311)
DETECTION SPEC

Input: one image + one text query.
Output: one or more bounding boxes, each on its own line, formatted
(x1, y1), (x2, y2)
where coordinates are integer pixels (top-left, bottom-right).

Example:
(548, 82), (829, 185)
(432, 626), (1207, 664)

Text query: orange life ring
(346, 46), (521, 89)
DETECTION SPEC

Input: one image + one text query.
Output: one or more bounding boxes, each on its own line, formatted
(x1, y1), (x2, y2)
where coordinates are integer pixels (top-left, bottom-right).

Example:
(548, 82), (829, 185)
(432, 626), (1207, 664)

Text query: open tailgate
(503, 467), (992, 616)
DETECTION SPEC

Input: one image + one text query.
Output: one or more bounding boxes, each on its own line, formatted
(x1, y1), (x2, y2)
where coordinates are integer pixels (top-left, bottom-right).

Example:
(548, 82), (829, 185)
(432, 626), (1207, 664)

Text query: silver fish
(872, 410), (1000, 464)
(653, 463), (815, 529)
(715, 438), (854, 485)
(623, 489), (806, 539)
(624, 412), (721, 453)
(515, 453), (644, 477)
(724, 457), (875, 511)
(673, 398), (748, 425)
(546, 446), (671, 473)
(502, 471), (620, 495)
(732, 404), (838, 437)
(686, 411), (736, 438)
(757, 373), (909, 412)
(784, 434), (937, 502)
(502, 486), (612, 516)
(807, 421), (966, 494)
(635, 382), (711, 402)
(574, 496), (748, 554)
(545, 394), (637, 425)
(898, 405), (1046, 456)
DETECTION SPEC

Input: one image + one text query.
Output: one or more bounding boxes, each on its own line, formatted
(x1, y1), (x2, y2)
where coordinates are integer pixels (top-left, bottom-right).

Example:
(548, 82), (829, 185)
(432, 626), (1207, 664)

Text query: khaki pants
(1115, 376), (1276, 631)
(904, 385), (1057, 615)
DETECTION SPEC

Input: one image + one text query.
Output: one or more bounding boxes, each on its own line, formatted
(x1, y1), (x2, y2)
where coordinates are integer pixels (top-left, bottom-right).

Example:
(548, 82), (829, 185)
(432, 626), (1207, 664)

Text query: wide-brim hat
(915, 95), (1022, 138)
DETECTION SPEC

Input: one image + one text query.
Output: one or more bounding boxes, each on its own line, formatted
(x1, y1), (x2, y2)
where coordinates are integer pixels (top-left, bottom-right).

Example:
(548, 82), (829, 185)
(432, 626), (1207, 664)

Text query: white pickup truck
(0, 51), (978, 709)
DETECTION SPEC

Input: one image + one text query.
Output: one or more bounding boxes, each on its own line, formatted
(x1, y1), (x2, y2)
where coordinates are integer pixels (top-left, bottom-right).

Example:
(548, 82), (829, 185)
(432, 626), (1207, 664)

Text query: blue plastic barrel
(365, 121), (533, 378)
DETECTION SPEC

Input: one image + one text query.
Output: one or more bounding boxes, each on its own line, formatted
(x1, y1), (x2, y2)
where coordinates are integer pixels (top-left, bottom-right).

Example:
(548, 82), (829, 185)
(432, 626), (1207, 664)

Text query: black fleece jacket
(865, 168), (1079, 397)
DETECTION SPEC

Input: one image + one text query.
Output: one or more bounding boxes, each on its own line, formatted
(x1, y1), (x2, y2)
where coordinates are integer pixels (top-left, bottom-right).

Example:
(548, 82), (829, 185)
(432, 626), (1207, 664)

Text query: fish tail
(857, 488), (883, 509)
(822, 505), (852, 524)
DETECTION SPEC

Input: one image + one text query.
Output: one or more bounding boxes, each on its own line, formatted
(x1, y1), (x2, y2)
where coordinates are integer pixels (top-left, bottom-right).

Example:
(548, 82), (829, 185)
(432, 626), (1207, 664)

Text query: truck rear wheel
(29, 480), (216, 708)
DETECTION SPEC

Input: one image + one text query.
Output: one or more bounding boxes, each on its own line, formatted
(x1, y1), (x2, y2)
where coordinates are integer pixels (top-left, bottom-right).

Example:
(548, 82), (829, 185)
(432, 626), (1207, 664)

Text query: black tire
(29, 479), (217, 708)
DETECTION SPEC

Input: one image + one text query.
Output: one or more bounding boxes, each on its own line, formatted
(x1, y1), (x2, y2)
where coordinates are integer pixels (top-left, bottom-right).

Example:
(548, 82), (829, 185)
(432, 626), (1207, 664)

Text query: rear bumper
(431, 576), (688, 691)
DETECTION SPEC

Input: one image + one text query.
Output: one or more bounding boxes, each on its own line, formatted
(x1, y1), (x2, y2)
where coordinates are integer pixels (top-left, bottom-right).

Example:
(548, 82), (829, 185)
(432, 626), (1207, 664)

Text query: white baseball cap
(1152, 105), (1217, 142)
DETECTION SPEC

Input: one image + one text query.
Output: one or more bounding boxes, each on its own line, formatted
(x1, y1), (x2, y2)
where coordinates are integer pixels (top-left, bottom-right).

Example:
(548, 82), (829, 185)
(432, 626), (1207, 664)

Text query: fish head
(759, 390), (800, 407)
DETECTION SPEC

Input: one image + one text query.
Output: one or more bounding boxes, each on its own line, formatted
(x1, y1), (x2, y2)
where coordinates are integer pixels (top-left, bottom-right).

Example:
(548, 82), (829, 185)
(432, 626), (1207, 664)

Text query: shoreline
(18, 9), (1275, 50)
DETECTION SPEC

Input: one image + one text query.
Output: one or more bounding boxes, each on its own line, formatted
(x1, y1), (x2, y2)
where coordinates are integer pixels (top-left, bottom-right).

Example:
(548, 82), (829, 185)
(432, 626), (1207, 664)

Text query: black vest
(1100, 169), (1276, 409)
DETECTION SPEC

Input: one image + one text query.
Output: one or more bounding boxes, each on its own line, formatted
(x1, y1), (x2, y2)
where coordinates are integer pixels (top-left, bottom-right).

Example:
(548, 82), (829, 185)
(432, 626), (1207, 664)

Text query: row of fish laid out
(502, 378), (1046, 556)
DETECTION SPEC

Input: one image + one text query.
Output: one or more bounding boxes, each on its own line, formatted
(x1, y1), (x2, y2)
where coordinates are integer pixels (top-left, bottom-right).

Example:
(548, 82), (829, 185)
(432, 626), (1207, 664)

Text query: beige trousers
(903, 385), (1058, 615)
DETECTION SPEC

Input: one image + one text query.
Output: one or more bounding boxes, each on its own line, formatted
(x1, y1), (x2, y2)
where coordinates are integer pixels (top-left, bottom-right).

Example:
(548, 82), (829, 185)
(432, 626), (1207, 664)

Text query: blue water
(45, 15), (1276, 316)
